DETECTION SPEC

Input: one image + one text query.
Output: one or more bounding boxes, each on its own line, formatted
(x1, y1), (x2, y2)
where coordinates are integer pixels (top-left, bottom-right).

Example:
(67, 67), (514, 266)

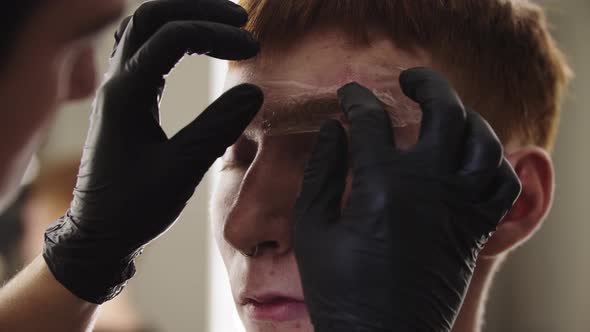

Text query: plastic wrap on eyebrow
(253, 80), (422, 136)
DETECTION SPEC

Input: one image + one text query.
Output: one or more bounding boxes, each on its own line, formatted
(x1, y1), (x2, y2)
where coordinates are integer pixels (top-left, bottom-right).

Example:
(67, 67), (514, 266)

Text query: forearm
(0, 255), (99, 332)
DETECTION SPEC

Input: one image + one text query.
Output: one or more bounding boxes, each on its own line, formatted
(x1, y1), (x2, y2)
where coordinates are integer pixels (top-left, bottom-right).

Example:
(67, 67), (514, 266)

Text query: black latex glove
(43, 0), (263, 304)
(293, 68), (521, 332)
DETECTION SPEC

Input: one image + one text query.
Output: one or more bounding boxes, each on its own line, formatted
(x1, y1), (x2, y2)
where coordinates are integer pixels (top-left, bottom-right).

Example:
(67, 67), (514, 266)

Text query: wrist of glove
(43, 211), (143, 304)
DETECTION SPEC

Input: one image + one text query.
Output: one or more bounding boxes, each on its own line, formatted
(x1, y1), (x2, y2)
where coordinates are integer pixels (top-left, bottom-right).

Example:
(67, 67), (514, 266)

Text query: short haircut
(238, 0), (572, 151)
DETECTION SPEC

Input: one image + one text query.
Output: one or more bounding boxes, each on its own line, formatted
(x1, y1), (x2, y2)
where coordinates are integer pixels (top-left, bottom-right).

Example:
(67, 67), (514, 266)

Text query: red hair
(238, 0), (572, 150)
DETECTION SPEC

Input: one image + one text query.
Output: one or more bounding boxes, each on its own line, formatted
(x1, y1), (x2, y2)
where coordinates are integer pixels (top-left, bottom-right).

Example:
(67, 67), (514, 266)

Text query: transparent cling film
(250, 79), (422, 136)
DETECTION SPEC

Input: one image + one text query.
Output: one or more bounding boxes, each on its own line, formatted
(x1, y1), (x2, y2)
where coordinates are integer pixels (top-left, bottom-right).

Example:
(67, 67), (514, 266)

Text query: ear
(479, 147), (554, 257)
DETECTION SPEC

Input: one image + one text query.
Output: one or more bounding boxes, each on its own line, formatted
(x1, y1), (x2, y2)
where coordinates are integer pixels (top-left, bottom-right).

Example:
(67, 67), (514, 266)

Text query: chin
(241, 316), (314, 332)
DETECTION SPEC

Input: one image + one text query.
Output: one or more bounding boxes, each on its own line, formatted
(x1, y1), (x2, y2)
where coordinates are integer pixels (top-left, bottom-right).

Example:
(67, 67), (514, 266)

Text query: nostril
(257, 241), (279, 253)
(240, 241), (278, 258)
(222, 205), (293, 257)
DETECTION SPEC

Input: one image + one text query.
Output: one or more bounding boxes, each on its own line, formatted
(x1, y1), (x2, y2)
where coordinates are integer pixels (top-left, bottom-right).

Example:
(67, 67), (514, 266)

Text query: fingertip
(208, 27), (260, 60)
(236, 29), (261, 57)
(244, 34), (261, 59)
(399, 67), (447, 102)
(170, 83), (264, 154)
(231, 83), (264, 107)
(337, 82), (382, 118)
(114, 15), (133, 42)
(399, 67), (429, 101)
(225, 0), (250, 27)
(337, 82), (371, 103)
(337, 81), (365, 96)
(232, 82), (264, 95)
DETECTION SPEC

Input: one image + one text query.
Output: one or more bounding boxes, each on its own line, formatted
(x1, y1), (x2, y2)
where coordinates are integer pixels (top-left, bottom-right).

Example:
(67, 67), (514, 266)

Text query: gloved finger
(458, 110), (504, 188)
(293, 120), (348, 223)
(112, 0), (249, 64)
(125, 20), (258, 82)
(170, 83), (263, 166)
(492, 158), (522, 216)
(337, 82), (395, 171)
(399, 67), (467, 163)
(111, 15), (132, 57)
(93, 76), (168, 144)
(478, 158), (522, 232)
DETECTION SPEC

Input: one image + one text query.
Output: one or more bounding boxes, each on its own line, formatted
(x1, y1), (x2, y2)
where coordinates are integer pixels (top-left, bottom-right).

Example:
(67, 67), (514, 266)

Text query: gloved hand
(293, 68), (521, 332)
(43, 0), (263, 304)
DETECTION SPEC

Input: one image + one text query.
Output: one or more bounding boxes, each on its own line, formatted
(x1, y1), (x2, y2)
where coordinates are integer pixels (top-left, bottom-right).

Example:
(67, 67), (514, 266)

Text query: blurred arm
(0, 255), (99, 332)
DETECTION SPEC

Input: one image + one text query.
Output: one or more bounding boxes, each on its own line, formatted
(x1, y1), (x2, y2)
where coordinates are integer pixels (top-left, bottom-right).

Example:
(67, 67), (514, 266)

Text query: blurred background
(0, 1), (588, 331)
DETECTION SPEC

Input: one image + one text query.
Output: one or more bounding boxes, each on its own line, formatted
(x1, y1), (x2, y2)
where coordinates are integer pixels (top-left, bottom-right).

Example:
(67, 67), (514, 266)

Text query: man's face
(0, 0), (124, 208)
(210, 28), (429, 332)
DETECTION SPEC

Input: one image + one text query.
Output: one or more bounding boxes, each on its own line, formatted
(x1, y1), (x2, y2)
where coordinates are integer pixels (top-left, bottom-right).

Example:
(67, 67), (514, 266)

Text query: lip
(241, 293), (308, 322)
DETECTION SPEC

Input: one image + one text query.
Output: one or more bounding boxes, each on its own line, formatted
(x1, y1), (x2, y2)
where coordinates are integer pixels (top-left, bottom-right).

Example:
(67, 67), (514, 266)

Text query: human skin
(21, 184), (145, 331)
(0, 0), (124, 210)
(211, 27), (554, 332)
(0, 0), (126, 330)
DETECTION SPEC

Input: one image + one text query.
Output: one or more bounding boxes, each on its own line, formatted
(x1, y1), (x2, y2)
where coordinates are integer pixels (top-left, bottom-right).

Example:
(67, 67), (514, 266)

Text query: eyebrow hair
(245, 95), (345, 138)
(244, 93), (420, 138)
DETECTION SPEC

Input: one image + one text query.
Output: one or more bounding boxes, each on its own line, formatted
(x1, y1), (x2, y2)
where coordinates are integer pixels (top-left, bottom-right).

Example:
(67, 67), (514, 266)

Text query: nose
(223, 156), (301, 258)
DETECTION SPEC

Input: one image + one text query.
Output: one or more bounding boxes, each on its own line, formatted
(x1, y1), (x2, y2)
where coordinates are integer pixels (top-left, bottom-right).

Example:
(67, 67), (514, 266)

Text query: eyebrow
(245, 92), (420, 138)
(245, 95), (345, 138)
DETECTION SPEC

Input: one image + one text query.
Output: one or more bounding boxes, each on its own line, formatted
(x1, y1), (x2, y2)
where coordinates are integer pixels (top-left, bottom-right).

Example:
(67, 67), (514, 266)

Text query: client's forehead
(225, 28), (427, 145)
(225, 28), (430, 92)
